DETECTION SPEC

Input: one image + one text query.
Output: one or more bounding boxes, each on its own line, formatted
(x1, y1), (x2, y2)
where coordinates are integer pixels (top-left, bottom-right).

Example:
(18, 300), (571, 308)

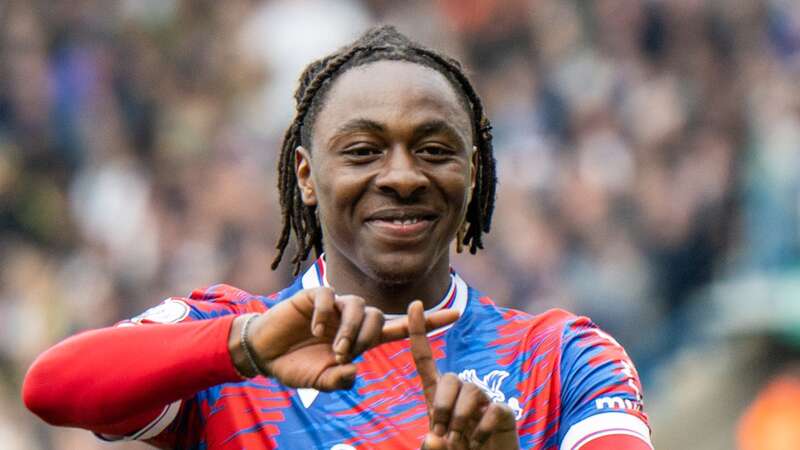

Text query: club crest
(457, 369), (523, 420)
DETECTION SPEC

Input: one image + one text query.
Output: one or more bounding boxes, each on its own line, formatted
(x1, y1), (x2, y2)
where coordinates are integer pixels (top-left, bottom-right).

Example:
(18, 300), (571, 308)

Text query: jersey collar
(300, 255), (467, 334)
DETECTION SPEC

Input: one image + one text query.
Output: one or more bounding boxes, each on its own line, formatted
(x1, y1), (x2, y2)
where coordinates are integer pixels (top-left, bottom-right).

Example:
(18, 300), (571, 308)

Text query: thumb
(314, 364), (358, 391)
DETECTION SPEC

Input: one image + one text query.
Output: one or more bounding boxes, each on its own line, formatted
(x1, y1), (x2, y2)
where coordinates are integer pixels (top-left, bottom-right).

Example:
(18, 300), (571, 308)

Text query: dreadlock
(272, 25), (497, 275)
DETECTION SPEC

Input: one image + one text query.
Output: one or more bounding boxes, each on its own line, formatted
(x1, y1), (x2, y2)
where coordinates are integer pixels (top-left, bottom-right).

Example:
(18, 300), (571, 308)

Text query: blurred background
(2, 0), (800, 449)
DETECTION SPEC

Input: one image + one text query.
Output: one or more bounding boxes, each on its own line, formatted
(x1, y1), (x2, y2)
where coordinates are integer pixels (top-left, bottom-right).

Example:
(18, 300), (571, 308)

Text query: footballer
(23, 26), (652, 450)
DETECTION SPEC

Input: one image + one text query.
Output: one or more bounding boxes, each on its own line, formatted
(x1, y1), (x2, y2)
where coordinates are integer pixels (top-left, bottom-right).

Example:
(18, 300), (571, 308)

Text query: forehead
(311, 60), (472, 146)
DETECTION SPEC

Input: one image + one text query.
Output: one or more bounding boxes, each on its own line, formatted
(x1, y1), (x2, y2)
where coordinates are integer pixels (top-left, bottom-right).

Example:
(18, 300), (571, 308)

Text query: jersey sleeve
(557, 316), (652, 449)
(99, 284), (267, 448)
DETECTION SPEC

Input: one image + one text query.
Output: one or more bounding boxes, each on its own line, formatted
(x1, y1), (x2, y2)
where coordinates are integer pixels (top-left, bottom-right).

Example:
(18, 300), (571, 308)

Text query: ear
(470, 145), (478, 189)
(467, 145), (478, 204)
(295, 146), (317, 206)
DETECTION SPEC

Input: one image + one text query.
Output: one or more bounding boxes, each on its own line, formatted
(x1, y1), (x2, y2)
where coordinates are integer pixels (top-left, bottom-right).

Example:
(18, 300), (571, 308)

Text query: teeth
(391, 218), (420, 225)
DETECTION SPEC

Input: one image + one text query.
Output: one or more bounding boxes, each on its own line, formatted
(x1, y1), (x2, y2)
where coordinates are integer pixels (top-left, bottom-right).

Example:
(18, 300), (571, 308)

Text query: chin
(369, 267), (419, 286)
(363, 252), (434, 286)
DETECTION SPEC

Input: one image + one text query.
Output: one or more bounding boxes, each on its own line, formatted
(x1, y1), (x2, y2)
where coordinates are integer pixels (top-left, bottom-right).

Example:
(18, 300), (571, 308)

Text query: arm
(22, 314), (240, 435)
(23, 285), (250, 443)
(22, 286), (460, 443)
(557, 318), (653, 450)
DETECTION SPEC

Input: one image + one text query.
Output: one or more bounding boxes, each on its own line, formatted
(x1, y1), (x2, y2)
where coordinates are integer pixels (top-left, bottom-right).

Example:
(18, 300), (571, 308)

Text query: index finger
(380, 308), (459, 343)
(407, 300), (440, 406)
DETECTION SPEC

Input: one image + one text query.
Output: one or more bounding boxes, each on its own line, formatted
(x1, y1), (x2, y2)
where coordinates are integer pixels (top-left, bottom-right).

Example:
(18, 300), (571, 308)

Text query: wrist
(228, 315), (260, 378)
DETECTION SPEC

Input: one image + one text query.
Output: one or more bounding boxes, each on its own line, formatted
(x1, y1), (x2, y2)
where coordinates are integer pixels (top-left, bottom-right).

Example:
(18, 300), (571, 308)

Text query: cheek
(320, 175), (362, 207)
(439, 169), (472, 214)
(314, 172), (365, 229)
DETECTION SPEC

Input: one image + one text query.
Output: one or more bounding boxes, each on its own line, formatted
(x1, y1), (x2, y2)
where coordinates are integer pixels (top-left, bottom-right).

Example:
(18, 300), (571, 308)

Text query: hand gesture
(231, 288), (460, 391)
(408, 301), (520, 450)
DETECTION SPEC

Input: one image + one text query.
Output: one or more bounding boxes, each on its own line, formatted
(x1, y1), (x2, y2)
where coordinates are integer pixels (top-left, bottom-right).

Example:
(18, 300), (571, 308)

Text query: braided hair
(272, 25), (497, 275)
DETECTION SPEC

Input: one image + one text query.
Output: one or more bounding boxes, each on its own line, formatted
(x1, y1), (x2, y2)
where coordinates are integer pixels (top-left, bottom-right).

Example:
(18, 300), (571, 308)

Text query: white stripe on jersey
(560, 412), (652, 450)
(95, 400), (182, 442)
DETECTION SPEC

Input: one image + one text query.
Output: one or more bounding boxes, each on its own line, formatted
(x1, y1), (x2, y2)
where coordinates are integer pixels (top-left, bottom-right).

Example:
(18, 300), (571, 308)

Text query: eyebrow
(409, 119), (467, 146)
(331, 119), (386, 140)
(329, 118), (468, 147)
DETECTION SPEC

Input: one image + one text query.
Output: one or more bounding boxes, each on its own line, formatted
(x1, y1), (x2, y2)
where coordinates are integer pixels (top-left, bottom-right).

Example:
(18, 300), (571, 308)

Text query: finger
(421, 433), (447, 450)
(351, 307), (385, 358)
(332, 295), (366, 364)
(469, 403), (518, 449)
(381, 308), (460, 343)
(431, 373), (461, 436)
(314, 363), (358, 392)
(465, 417), (480, 447)
(310, 288), (336, 338)
(407, 301), (440, 406)
(448, 383), (490, 448)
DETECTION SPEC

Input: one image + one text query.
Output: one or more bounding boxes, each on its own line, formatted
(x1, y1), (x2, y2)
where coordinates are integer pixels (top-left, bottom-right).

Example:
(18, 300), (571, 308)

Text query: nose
(374, 146), (429, 199)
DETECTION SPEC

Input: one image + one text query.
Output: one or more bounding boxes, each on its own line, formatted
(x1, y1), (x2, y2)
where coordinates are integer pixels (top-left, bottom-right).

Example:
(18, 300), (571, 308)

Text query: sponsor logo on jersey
(594, 396), (643, 411)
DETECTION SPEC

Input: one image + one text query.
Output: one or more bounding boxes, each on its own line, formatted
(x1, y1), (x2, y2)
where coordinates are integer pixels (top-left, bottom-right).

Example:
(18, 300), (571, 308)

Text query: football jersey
(117, 257), (651, 449)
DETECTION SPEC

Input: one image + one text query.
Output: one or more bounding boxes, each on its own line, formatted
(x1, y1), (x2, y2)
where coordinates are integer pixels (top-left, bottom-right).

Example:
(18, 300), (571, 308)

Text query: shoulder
(463, 296), (651, 446)
(186, 282), (301, 315)
(187, 283), (272, 307)
(128, 283), (292, 325)
(464, 292), (581, 344)
(462, 294), (636, 369)
(187, 273), (310, 317)
(460, 292), (593, 367)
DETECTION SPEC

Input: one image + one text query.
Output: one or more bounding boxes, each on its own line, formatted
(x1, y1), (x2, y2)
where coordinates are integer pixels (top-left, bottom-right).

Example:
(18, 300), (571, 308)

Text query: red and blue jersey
(118, 257), (651, 449)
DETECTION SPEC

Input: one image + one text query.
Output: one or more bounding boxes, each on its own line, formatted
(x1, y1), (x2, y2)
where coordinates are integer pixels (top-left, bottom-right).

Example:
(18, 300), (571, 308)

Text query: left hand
(408, 301), (520, 450)
(229, 288), (459, 390)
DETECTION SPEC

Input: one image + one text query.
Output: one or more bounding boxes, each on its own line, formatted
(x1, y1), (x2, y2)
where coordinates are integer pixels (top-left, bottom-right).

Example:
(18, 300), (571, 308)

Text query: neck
(321, 252), (452, 315)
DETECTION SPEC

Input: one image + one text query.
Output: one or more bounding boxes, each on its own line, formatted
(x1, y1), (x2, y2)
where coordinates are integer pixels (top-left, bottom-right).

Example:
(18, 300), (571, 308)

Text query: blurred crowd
(2, 1), (800, 449)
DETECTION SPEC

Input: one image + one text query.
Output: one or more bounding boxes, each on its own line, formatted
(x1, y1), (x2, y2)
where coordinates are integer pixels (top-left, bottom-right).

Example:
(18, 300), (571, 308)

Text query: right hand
(230, 287), (460, 391)
(409, 301), (519, 450)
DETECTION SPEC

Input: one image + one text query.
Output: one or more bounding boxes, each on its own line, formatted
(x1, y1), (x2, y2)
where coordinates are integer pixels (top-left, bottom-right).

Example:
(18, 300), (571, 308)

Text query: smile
(365, 218), (435, 239)
(365, 209), (439, 241)
(390, 217), (422, 225)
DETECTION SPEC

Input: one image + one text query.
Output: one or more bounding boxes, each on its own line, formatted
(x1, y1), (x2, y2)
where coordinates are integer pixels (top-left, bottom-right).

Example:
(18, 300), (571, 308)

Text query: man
(23, 26), (652, 449)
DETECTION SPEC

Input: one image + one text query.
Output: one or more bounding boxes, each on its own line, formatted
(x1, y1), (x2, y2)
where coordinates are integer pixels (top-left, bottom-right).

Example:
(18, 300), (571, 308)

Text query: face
(295, 60), (476, 285)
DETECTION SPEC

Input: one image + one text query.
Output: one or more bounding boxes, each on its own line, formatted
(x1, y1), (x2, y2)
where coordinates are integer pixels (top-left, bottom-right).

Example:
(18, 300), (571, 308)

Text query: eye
(417, 145), (455, 160)
(342, 145), (382, 161)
